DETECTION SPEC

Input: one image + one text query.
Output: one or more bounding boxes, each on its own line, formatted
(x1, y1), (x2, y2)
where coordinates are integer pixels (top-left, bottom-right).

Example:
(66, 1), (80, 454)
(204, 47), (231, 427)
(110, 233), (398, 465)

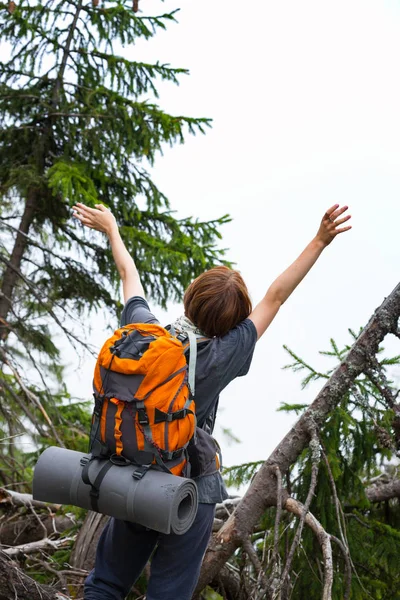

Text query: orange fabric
(92, 323), (197, 476)
(111, 399), (124, 456)
(100, 398), (109, 443)
(215, 453), (220, 470)
(93, 361), (103, 395)
(135, 414), (145, 452)
(170, 458), (187, 477)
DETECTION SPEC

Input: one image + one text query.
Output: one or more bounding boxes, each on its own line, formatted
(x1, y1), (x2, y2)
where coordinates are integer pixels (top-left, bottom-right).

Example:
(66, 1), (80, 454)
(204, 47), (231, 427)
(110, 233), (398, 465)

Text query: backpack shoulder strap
(166, 325), (210, 398)
(186, 330), (197, 398)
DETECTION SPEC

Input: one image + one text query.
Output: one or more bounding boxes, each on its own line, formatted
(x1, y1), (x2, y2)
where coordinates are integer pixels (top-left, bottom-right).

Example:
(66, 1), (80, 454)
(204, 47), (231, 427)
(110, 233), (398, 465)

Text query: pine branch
(51, 0), (84, 109)
(0, 348), (64, 447)
(330, 536), (352, 600)
(0, 253), (92, 353)
(0, 377), (49, 440)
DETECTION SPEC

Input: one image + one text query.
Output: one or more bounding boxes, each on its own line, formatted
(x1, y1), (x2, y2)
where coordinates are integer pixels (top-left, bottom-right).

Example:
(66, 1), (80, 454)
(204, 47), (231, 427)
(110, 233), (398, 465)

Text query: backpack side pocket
(188, 427), (222, 478)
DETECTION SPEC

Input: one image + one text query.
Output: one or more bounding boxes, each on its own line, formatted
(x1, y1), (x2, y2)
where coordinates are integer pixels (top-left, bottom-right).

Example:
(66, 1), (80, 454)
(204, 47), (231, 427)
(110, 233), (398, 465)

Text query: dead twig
(285, 498), (333, 600)
(2, 536), (76, 558)
(280, 427), (320, 599)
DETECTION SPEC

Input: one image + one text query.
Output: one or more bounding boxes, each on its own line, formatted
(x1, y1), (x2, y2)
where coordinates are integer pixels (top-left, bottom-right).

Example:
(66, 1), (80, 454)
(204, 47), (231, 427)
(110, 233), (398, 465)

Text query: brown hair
(183, 266), (252, 338)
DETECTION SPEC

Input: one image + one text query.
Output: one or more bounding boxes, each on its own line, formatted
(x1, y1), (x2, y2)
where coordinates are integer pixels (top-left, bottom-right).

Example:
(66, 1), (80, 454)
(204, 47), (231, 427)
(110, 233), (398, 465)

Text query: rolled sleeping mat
(32, 447), (198, 535)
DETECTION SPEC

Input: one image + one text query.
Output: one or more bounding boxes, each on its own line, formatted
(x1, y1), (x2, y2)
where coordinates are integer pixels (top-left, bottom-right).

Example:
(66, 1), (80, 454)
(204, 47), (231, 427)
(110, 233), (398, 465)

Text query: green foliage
(278, 401), (309, 414)
(201, 589), (224, 600)
(223, 460), (264, 488)
(279, 335), (400, 598)
(0, 0), (231, 493)
(0, 0), (230, 308)
(0, 7), (233, 594)
(221, 332), (400, 599)
(47, 160), (100, 206)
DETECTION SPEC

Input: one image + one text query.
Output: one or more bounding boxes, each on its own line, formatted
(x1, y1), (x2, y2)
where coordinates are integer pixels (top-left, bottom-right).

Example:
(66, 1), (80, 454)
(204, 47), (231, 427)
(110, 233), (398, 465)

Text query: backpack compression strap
(80, 455), (113, 512)
(134, 330), (199, 474)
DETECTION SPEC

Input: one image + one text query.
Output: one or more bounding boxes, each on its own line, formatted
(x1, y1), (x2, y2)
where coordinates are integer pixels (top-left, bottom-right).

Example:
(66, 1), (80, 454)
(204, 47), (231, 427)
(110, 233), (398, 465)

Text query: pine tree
(0, 0), (230, 485)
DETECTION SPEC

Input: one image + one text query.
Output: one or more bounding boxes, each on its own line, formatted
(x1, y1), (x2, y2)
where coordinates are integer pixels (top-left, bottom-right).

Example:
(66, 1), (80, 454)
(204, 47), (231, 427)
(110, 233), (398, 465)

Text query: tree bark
(284, 498), (333, 600)
(69, 512), (109, 596)
(0, 487), (61, 510)
(365, 477), (400, 503)
(0, 552), (68, 600)
(0, 188), (37, 331)
(196, 282), (400, 593)
(0, 513), (74, 547)
(70, 512), (109, 572)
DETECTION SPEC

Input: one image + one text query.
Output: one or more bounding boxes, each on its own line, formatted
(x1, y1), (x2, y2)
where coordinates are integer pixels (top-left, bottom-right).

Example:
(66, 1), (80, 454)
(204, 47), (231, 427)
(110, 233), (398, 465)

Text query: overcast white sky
(67, 0), (399, 473)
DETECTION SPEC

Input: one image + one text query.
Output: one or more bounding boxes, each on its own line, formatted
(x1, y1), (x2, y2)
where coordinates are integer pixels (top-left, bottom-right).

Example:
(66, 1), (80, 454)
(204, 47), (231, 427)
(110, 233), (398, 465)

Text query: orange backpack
(88, 323), (204, 478)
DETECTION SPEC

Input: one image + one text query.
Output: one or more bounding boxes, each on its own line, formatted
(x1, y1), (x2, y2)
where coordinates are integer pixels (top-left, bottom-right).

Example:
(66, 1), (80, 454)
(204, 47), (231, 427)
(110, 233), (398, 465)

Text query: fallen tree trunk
(196, 282), (400, 593)
(0, 488), (75, 547)
(0, 487), (61, 511)
(0, 513), (75, 547)
(0, 552), (69, 600)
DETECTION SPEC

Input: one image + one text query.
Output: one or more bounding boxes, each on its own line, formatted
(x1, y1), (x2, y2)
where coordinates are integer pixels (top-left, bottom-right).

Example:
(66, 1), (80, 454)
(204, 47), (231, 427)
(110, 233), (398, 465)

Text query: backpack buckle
(137, 407), (149, 425)
(175, 408), (188, 420)
(80, 455), (91, 467)
(132, 464), (151, 480)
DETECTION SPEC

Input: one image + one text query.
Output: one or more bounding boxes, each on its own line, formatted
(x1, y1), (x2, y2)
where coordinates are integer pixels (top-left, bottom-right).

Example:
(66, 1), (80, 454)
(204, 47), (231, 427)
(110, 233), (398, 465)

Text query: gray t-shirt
(120, 296), (257, 503)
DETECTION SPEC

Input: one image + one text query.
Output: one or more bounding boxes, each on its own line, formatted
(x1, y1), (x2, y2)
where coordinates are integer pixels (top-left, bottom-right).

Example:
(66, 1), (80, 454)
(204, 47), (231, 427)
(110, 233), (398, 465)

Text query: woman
(72, 202), (351, 600)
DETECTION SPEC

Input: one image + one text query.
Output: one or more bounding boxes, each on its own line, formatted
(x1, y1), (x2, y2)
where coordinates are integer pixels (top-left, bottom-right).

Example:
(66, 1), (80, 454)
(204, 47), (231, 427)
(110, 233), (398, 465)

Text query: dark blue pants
(84, 503), (215, 600)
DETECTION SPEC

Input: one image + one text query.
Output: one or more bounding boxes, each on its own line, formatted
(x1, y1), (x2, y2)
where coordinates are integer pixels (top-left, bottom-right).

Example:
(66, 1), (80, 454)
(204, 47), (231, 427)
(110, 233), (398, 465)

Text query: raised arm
(248, 204), (352, 339)
(72, 203), (144, 302)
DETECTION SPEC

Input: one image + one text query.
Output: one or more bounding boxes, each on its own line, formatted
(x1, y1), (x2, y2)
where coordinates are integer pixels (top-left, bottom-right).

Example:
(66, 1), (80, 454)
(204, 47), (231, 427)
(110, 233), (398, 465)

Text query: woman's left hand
(316, 204), (352, 247)
(72, 203), (117, 235)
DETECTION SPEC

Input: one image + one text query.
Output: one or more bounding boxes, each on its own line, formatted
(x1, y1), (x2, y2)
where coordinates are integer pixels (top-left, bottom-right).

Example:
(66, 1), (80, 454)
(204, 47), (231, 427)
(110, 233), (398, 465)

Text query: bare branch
(0, 551), (70, 600)
(214, 497), (241, 521)
(272, 466), (283, 568)
(0, 349), (64, 446)
(0, 488), (61, 512)
(285, 498), (333, 600)
(0, 254), (89, 353)
(2, 536), (75, 558)
(365, 477), (400, 503)
(242, 537), (267, 591)
(280, 428), (320, 599)
(0, 377), (50, 439)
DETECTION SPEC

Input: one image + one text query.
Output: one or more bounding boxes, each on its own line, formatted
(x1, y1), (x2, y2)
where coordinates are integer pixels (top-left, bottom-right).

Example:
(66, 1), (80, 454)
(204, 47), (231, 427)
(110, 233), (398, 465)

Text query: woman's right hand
(315, 204), (352, 247)
(72, 203), (117, 235)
